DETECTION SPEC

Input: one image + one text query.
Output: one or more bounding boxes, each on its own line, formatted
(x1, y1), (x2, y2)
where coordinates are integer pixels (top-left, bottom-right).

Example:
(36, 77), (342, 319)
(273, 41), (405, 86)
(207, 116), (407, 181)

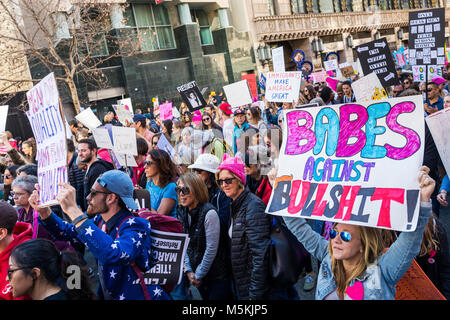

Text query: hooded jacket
(0, 222), (32, 300)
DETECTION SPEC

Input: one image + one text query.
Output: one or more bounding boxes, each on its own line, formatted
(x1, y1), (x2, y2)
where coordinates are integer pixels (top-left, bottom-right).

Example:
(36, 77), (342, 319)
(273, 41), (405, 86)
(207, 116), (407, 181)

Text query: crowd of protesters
(0, 68), (449, 301)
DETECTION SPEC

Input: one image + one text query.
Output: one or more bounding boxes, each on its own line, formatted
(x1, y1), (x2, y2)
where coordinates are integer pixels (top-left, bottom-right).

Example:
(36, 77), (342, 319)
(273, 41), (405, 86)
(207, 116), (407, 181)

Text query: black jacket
(229, 188), (271, 300)
(83, 159), (114, 211)
(68, 152), (85, 210)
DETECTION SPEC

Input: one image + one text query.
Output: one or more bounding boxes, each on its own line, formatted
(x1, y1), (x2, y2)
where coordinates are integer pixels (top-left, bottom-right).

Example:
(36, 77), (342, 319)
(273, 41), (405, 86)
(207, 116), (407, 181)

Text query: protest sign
(324, 59), (339, 71)
(111, 126), (137, 156)
(394, 46), (408, 67)
(425, 108), (450, 175)
(412, 65), (443, 82)
(295, 102), (319, 109)
(160, 102), (173, 121)
(265, 72), (302, 103)
(223, 80), (253, 107)
(26, 73), (67, 207)
(351, 72), (388, 103)
(266, 95), (425, 232)
(75, 107), (102, 130)
(133, 189), (151, 210)
(409, 8), (446, 66)
(65, 120), (72, 139)
(117, 98), (134, 116)
(272, 47), (285, 72)
(157, 133), (176, 159)
(115, 152), (138, 167)
(139, 230), (189, 287)
(242, 74), (258, 98)
(0, 105), (8, 133)
(112, 104), (133, 125)
(92, 127), (114, 149)
(356, 37), (399, 87)
(311, 71), (327, 84)
(176, 81), (206, 112)
(340, 65), (355, 78)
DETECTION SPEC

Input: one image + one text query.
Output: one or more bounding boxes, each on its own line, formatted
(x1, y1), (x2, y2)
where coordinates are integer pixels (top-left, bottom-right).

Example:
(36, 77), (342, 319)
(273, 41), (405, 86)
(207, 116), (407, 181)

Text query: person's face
(7, 257), (35, 298)
(5, 156), (13, 167)
(78, 143), (94, 163)
(342, 84), (352, 96)
(192, 169), (209, 184)
(217, 170), (241, 199)
(144, 156), (158, 179)
(161, 124), (167, 134)
(234, 114), (246, 126)
(427, 85), (439, 99)
(403, 79), (411, 89)
(246, 110), (252, 121)
(251, 132), (260, 145)
(176, 181), (195, 208)
(182, 132), (191, 144)
(337, 89), (344, 98)
(22, 144), (31, 156)
(244, 164), (258, 177)
(444, 95), (450, 109)
(202, 115), (212, 127)
(264, 136), (277, 155)
(12, 186), (30, 208)
(330, 223), (363, 262)
(304, 88), (309, 96)
(3, 169), (13, 185)
(85, 182), (110, 216)
(152, 136), (159, 149)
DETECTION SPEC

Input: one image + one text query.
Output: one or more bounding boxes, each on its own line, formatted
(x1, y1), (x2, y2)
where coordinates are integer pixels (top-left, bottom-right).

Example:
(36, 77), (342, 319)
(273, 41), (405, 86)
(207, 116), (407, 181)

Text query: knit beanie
(217, 153), (246, 185)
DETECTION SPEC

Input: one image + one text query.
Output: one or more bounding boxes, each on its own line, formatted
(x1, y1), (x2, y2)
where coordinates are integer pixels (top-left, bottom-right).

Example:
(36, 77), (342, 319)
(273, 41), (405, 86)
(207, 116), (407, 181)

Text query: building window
(291, 0), (307, 13)
(86, 33), (109, 57)
(191, 9), (213, 46)
(399, 0), (410, 8)
(268, 0), (279, 15)
(124, 3), (175, 51)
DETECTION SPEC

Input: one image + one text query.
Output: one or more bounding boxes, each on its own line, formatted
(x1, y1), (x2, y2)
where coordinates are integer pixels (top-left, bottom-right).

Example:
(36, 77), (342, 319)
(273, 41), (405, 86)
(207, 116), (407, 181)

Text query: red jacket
(0, 222), (32, 300)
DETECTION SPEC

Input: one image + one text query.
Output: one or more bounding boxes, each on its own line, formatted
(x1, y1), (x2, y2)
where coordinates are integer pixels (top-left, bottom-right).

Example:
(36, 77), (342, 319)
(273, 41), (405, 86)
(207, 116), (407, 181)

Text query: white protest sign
(266, 95), (425, 232)
(117, 98), (134, 116)
(272, 46), (285, 72)
(425, 108), (450, 175)
(412, 65), (443, 82)
(26, 73), (67, 207)
(112, 104), (133, 125)
(324, 59), (339, 71)
(111, 126), (137, 156)
(75, 108), (102, 130)
(0, 105), (9, 133)
(65, 120), (72, 139)
(223, 80), (253, 107)
(92, 127), (114, 149)
(157, 133), (176, 159)
(265, 72), (302, 103)
(115, 152), (138, 167)
(351, 72), (388, 103)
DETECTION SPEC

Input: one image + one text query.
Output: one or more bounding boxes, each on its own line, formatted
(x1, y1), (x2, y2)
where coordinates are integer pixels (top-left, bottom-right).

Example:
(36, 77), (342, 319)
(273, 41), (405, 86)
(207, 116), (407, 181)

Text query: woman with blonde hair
(283, 166), (436, 300)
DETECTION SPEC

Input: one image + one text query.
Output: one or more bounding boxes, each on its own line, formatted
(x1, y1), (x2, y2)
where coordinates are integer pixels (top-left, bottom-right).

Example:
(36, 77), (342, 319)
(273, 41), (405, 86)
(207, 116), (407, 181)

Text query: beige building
(229, 0), (450, 74)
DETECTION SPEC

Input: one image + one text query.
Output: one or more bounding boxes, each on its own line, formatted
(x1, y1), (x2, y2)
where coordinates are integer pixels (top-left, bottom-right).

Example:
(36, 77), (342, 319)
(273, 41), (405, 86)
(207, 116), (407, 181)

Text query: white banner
(265, 72), (302, 103)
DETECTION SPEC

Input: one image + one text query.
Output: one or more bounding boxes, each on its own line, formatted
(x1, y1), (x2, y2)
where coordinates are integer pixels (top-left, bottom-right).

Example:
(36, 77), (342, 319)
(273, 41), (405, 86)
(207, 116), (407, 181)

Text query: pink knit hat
(217, 153), (246, 184)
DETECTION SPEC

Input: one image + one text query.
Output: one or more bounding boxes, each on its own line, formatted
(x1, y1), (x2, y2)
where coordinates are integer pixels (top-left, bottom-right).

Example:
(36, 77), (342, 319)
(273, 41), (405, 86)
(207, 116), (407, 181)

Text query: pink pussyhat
(217, 153), (246, 185)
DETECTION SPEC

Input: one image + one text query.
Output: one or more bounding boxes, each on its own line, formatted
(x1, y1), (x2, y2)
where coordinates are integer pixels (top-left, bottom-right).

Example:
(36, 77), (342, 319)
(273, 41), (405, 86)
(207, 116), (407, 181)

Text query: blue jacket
(283, 202), (432, 300)
(264, 107), (283, 126)
(39, 209), (170, 300)
(440, 174), (449, 193)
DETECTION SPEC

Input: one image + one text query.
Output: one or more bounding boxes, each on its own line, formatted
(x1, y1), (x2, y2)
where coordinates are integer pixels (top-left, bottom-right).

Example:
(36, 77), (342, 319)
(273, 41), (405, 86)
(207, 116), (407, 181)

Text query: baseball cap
(219, 102), (232, 116)
(96, 170), (138, 210)
(233, 106), (247, 116)
(133, 114), (147, 122)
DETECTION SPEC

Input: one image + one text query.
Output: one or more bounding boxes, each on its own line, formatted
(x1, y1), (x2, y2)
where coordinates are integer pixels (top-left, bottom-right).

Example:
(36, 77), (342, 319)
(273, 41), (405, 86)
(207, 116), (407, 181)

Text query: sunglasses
(89, 189), (111, 198)
(427, 88), (433, 92)
(175, 186), (190, 195)
(203, 118), (211, 121)
(216, 177), (236, 186)
(4, 175), (12, 179)
(144, 160), (154, 167)
(404, 81), (410, 84)
(329, 229), (352, 242)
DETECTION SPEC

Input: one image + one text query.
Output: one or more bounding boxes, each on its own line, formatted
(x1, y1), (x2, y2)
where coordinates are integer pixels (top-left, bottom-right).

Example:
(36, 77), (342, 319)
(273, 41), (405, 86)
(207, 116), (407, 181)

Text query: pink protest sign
(311, 71), (327, 83)
(266, 95), (425, 232)
(160, 102), (173, 121)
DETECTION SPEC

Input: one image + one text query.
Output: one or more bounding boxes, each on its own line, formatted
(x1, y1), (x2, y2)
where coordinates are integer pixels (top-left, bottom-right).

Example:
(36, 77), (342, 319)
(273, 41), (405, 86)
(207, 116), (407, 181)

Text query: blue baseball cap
(133, 114), (147, 122)
(96, 170), (138, 210)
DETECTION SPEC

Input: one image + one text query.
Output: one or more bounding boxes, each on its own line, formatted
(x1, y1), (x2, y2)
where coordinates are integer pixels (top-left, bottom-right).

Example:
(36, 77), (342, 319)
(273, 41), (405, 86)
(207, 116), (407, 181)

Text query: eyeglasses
(144, 160), (154, 167)
(175, 186), (190, 195)
(4, 175), (12, 179)
(216, 177), (236, 186)
(329, 229), (352, 242)
(11, 191), (28, 197)
(89, 189), (111, 198)
(7, 266), (31, 279)
(202, 118), (211, 122)
(427, 88), (433, 92)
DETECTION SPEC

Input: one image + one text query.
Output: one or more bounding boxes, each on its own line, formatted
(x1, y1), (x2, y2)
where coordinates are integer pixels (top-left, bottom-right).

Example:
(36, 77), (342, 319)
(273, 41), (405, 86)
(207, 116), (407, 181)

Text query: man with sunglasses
(29, 170), (170, 300)
(424, 82), (444, 115)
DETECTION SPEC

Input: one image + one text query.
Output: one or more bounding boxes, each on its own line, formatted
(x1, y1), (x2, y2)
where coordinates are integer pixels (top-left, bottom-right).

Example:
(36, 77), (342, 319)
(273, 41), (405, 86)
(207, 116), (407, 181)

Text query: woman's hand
(418, 166), (435, 202)
(437, 191), (448, 207)
(29, 184), (51, 219)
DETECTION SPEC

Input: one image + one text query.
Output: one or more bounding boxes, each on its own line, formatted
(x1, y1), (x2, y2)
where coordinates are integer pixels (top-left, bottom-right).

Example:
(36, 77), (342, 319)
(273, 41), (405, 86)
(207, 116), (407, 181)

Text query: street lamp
(374, 31), (380, 40)
(257, 44), (266, 61)
(312, 38), (323, 56)
(397, 28), (403, 40)
(264, 43), (272, 60)
(346, 35), (354, 48)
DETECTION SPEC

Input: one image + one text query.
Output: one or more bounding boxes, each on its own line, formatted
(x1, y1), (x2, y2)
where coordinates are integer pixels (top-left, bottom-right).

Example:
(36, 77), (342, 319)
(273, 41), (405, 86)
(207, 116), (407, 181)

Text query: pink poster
(160, 102), (173, 120)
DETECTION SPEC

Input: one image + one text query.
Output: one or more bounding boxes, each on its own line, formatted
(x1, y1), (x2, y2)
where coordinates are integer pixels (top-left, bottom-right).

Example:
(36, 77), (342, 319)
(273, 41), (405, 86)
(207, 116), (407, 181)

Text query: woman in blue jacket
(283, 166), (436, 300)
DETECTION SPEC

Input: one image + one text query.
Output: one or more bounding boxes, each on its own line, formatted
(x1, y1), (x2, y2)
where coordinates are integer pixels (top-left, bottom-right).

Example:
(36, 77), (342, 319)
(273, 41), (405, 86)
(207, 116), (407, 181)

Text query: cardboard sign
(0, 105), (8, 133)
(92, 127), (114, 149)
(111, 126), (137, 156)
(425, 108), (450, 175)
(26, 73), (68, 207)
(112, 104), (133, 125)
(223, 80), (253, 107)
(159, 102), (173, 121)
(412, 65), (443, 82)
(340, 65), (355, 78)
(265, 72), (302, 103)
(351, 72), (388, 103)
(324, 59), (339, 71)
(272, 46), (285, 72)
(142, 229), (190, 286)
(117, 98), (134, 116)
(242, 74), (258, 98)
(177, 81), (207, 112)
(75, 107), (102, 130)
(356, 38), (399, 87)
(409, 8), (446, 66)
(266, 96), (425, 232)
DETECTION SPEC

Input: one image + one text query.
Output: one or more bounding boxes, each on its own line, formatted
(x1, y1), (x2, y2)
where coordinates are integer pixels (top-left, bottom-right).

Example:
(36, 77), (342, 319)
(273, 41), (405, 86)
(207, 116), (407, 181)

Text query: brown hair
(178, 172), (209, 205)
(419, 213), (440, 257)
(148, 149), (176, 187)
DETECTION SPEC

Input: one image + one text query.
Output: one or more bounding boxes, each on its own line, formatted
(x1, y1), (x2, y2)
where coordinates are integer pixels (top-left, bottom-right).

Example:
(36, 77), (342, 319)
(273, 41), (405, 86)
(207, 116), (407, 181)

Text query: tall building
(231, 0), (450, 74)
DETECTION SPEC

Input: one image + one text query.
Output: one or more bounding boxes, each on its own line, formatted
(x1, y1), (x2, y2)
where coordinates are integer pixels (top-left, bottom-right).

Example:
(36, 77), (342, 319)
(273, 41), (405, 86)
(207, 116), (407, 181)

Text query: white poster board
(112, 104), (133, 125)
(266, 95), (425, 232)
(26, 73), (68, 207)
(351, 72), (388, 103)
(92, 127), (114, 149)
(111, 126), (137, 156)
(0, 105), (9, 133)
(324, 59), (339, 71)
(425, 108), (450, 175)
(265, 72), (302, 103)
(75, 108), (102, 130)
(272, 46), (285, 72)
(223, 80), (253, 108)
(115, 152), (138, 167)
(117, 98), (134, 116)
(157, 133), (176, 159)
